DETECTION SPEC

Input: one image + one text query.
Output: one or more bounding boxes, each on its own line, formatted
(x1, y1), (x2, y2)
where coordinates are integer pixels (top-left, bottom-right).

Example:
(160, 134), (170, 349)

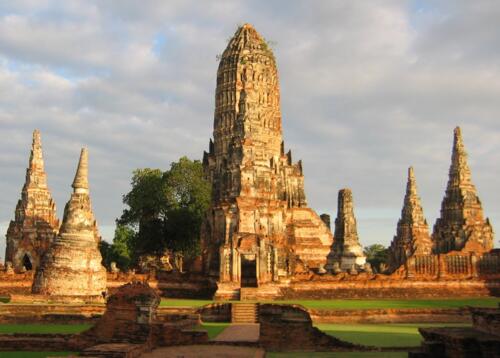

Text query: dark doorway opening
(22, 254), (32, 271)
(241, 255), (257, 287)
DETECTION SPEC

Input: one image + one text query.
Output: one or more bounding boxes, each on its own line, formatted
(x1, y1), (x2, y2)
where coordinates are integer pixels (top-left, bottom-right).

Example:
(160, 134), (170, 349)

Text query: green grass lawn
(197, 322), (230, 339)
(159, 297), (500, 310)
(317, 323), (470, 348)
(0, 324), (92, 334)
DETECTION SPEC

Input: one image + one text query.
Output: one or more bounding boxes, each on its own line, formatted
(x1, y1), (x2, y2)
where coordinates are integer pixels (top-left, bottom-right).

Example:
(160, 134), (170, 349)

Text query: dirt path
(213, 323), (260, 342)
(141, 345), (265, 358)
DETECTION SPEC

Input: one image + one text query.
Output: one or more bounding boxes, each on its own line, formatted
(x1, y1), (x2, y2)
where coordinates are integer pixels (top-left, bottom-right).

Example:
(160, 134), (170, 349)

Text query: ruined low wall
(0, 304), (197, 324)
(309, 308), (471, 324)
(0, 271), (216, 299)
(283, 277), (500, 299)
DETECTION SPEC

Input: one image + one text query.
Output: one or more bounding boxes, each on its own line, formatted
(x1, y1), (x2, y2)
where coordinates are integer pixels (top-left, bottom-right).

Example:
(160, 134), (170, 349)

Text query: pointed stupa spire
(327, 188), (366, 270)
(432, 127), (494, 253)
(5, 130), (59, 272)
(449, 126), (472, 187)
(406, 166), (417, 197)
(389, 167), (432, 271)
(32, 146), (106, 300)
(25, 129), (48, 189)
(72, 148), (89, 193)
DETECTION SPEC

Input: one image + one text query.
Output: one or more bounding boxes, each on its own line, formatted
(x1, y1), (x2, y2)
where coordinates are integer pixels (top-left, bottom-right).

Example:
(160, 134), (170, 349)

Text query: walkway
(213, 323), (260, 343)
(142, 345), (265, 358)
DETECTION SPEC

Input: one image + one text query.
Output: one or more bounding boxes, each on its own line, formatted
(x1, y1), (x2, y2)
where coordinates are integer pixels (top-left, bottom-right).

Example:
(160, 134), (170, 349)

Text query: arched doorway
(241, 254), (257, 287)
(22, 254), (33, 271)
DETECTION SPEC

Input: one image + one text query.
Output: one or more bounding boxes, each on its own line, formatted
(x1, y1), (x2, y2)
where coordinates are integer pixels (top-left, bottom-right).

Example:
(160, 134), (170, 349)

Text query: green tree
(364, 244), (389, 272)
(99, 225), (135, 270)
(117, 157), (211, 262)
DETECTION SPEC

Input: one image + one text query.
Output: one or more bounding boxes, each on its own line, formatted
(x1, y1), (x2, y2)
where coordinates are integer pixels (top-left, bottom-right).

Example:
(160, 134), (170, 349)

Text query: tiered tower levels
(202, 24), (332, 289)
(432, 127), (494, 254)
(5, 130), (59, 272)
(327, 189), (366, 271)
(389, 167), (433, 271)
(32, 148), (107, 301)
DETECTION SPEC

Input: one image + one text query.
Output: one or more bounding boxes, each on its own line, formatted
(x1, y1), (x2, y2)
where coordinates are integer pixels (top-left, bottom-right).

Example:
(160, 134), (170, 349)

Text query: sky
(1, 0), (499, 260)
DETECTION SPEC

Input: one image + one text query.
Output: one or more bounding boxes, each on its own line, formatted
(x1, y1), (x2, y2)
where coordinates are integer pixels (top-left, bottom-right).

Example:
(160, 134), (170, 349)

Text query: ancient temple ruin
(32, 148), (107, 301)
(5, 130), (59, 272)
(432, 127), (494, 254)
(201, 24), (332, 293)
(326, 189), (366, 271)
(388, 167), (433, 271)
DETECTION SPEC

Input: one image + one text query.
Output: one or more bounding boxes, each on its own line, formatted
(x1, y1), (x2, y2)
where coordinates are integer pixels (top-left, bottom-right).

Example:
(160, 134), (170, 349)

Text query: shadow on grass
(196, 322), (230, 340)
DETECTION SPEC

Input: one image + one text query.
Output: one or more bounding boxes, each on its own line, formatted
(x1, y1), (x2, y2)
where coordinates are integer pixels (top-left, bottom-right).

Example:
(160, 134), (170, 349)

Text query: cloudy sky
(1, 0), (499, 259)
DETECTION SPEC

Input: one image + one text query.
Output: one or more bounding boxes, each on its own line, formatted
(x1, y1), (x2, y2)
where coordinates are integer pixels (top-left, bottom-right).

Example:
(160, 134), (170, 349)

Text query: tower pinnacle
(389, 167), (432, 271)
(72, 148), (89, 193)
(432, 127), (494, 253)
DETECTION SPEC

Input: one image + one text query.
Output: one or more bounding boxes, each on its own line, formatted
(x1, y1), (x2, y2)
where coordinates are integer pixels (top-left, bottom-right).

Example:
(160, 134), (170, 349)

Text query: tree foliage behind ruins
(102, 157), (211, 269)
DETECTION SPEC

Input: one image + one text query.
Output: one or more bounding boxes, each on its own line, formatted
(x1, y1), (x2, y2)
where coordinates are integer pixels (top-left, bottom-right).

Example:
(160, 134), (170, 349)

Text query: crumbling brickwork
(433, 127), (494, 254)
(389, 167), (433, 271)
(201, 24), (332, 293)
(327, 189), (366, 271)
(32, 148), (107, 301)
(5, 130), (59, 273)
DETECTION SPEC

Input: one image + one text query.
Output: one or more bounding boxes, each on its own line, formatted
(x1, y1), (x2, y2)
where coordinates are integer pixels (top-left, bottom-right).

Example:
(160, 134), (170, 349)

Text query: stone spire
(5, 130), (59, 272)
(327, 189), (366, 271)
(32, 148), (106, 301)
(201, 24), (332, 289)
(388, 167), (433, 271)
(432, 127), (494, 253)
(72, 148), (89, 193)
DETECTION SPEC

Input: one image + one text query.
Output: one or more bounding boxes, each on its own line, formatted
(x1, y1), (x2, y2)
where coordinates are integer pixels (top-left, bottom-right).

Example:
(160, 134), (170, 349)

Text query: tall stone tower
(32, 148), (107, 301)
(5, 130), (59, 272)
(432, 127), (494, 254)
(202, 24), (332, 293)
(388, 167), (433, 271)
(326, 189), (366, 271)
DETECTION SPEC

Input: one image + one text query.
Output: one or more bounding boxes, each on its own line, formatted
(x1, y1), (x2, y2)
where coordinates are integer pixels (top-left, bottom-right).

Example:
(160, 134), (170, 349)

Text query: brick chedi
(5, 130), (59, 272)
(32, 148), (107, 301)
(432, 127), (494, 254)
(388, 167), (433, 272)
(201, 24), (332, 290)
(326, 189), (366, 271)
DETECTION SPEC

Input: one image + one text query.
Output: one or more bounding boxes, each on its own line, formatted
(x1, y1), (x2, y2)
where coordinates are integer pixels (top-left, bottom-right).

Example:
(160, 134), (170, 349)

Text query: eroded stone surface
(5, 130), (59, 273)
(389, 167), (433, 271)
(32, 148), (107, 300)
(327, 189), (366, 271)
(201, 24), (332, 290)
(432, 127), (494, 254)
(82, 281), (160, 344)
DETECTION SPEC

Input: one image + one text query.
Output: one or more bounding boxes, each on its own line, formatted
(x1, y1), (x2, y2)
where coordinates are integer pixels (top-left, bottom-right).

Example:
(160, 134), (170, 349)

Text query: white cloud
(0, 0), (499, 257)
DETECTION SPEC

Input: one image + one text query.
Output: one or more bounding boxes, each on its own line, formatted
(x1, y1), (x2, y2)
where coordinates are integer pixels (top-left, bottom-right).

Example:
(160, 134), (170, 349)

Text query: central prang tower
(202, 24), (332, 297)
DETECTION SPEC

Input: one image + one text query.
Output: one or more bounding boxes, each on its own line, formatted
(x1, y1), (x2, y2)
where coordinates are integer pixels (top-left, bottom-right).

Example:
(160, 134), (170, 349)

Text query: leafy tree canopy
(364, 244), (389, 272)
(116, 156), (211, 261)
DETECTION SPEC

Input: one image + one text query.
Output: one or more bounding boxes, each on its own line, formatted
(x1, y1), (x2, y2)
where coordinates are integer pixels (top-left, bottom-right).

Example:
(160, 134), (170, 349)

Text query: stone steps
(232, 303), (259, 323)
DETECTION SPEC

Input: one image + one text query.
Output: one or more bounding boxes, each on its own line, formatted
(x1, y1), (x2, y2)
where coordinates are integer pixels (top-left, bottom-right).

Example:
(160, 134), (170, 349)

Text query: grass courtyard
(159, 297), (500, 309)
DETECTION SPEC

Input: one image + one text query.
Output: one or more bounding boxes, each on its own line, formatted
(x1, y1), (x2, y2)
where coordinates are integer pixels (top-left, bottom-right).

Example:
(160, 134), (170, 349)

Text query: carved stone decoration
(5, 261), (14, 275)
(201, 24), (332, 291)
(432, 127), (494, 254)
(110, 262), (119, 273)
(388, 167), (433, 272)
(326, 189), (366, 271)
(5, 130), (59, 272)
(32, 148), (107, 301)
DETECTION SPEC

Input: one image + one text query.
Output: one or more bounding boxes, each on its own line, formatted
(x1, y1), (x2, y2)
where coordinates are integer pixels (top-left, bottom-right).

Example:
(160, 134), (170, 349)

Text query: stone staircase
(232, 303), (259, 323)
